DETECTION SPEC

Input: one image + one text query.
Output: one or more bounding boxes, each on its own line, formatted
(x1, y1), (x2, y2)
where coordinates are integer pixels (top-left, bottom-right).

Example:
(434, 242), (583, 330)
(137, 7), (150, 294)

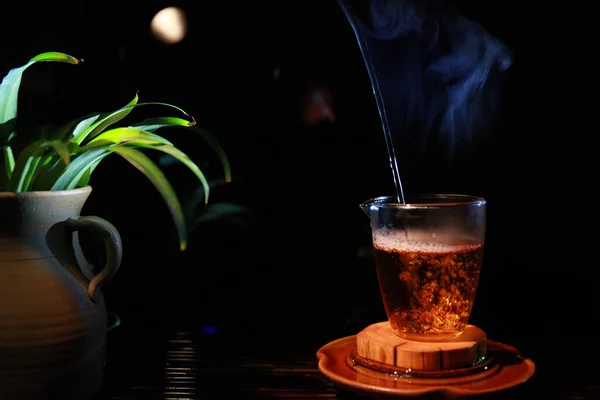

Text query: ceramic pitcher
(0, 185), (122, 399)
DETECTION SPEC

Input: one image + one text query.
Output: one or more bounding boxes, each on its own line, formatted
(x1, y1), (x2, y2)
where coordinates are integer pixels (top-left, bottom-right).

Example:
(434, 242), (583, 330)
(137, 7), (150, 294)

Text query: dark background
(1, 0), (598, 394)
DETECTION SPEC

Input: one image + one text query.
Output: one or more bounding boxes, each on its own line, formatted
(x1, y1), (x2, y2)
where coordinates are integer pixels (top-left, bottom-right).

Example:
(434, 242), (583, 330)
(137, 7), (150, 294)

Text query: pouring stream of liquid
(338, 2), (406, 204)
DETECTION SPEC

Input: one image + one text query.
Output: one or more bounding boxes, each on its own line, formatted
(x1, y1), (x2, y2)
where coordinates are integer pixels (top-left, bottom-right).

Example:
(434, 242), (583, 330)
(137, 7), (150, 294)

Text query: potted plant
(0, 52), (230, 399)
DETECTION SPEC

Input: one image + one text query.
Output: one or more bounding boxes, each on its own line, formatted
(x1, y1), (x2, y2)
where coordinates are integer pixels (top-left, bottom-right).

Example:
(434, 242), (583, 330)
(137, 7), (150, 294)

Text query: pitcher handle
(66, 216), (123, 302)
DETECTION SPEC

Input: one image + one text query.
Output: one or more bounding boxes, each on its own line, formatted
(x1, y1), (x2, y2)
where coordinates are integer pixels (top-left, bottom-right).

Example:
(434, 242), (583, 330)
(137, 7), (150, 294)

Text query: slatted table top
(98, 325), (600, 400)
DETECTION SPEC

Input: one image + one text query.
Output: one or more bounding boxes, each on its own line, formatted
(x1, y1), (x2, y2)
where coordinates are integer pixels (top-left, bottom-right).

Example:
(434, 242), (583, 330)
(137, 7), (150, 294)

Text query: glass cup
(360, 194), (486, 342)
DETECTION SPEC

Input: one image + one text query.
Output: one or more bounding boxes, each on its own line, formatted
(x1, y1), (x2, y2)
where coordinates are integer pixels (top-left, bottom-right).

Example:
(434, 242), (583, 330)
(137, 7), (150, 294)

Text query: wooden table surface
(97, 323), (600, 400)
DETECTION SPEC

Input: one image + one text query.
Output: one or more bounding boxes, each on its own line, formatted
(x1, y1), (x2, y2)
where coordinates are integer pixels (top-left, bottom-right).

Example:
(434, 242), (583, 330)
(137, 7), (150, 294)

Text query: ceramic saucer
(317, 335), (535, 398)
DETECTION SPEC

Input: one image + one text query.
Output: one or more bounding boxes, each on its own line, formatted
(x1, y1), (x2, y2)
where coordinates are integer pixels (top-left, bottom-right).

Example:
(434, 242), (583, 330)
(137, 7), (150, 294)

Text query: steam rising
(339, 0), (512, 154)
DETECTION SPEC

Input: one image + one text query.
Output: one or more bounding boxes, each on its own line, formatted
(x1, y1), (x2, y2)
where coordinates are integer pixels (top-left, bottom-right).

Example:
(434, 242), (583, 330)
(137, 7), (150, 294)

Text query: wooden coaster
(356, 321), (487, 371)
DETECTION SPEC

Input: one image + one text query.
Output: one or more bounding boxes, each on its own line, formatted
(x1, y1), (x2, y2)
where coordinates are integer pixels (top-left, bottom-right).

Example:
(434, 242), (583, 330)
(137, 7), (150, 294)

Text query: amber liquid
(373, 236), (483, 341)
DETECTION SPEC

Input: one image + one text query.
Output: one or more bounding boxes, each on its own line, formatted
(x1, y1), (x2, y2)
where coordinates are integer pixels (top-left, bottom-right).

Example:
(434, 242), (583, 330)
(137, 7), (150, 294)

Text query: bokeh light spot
(150, 7), (188, 44)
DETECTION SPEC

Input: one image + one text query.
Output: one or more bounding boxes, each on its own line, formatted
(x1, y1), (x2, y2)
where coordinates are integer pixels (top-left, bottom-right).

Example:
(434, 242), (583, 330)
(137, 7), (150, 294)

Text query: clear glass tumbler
(360, 194), (486, 341)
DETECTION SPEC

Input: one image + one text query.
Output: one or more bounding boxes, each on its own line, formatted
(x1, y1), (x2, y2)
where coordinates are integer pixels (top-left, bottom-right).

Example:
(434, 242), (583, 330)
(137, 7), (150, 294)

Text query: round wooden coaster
(356, 321), (487, 371)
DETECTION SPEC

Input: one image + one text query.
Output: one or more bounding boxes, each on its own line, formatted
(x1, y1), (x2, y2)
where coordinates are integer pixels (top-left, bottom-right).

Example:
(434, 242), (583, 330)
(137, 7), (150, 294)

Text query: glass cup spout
(359, 198), (377, 218)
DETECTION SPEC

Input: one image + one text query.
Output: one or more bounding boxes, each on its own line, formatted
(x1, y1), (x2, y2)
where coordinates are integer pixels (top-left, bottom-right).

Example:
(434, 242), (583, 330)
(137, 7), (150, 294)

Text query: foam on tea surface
(373, 230), (481, 253)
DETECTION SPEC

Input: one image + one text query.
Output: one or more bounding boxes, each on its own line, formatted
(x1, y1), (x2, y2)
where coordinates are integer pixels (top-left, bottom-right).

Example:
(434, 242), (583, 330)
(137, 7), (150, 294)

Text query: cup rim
(363, 194), (486, 209)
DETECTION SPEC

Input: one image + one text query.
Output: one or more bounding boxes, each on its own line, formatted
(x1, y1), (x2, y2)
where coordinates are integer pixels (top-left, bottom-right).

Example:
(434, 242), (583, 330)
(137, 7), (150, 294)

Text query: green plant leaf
(182, 182), (215, 218)
(51, 144), (189, 250)
(146, 144), (210, 205)
(31, 140), (81, 190)
(187, 126), (231, 183)
(74, 98), (193, 145)
(190, 203), (251, 232)
(0, 52), (80, 144)
(72, 113), (102, 139)
(0, 119), (16, 145)
(75, 158), (102, 187)
(84, 127), (173, 150)
(30, 156), (61, 190)
(2, 145), (15, 180)
(9, 139), (76, 192)
(36, 153), (99, 191)
(84, 127), (209, 203)
(23, 140), (70, 190)
(30, 52), (81, 64)
(130, 117), (195, 132)
(47, 140), (71, 166)
(51, 149), (110, 190)
(107, 145), (188, 251)
(8, 140), (48, 192)
(46, 112), (101, 142)
(157, 125), (231, 183)
(73, 94), (139, 144)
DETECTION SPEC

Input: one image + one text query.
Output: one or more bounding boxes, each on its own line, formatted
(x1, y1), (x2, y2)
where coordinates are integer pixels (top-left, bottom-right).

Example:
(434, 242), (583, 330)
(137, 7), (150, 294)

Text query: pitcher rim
(361, 194), (486, 208)
(0, 185), (92, 198)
